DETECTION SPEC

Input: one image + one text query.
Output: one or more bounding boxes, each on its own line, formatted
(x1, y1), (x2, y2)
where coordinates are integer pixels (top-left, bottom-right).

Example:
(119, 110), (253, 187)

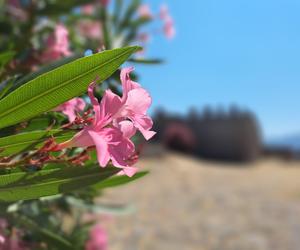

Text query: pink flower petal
(159, 4), (169, 20)
(164, 16), (176, 39)
(118, 120), (137, 138)
(0, 234), (5, 244)
(117, 166), (138, 177)
(85, 224), (108, 250)
(54, 97), (86, 122)
(131, 114), (156, 140)
(138, 4), (152, 19)
(87, 130), (110, 167)
(74, 98), (86, 111)
(120, 67), (141, 101)
(99, 90), (122, 125)
(110, 136), (135, 167)
(41, 24), (71, 62)
(125, 88), (152, 115)
(73, 129), (94, 148)
(88, 81), (100, 114)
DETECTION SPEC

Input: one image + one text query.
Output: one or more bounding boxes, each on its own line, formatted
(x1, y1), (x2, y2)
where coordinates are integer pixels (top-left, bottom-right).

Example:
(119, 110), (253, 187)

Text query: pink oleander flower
(53, 98), (86, 122)
(112, 67), (156, 140)
(41, 24), (71, 62)
(138, 4), (152, 19)
(54, 68), (155, 177)
(77, 20), (102, 40)
(85, 224), (108, 250)
(81, 4), (94, 15)
(138, 33), (150, 43)
(54, 81), (138, 177)
(0, 219), (31, 250)
(163, 16), (175, 39)
(0, 233), (26, 250)
(0, 219), (6, 247)
(159, 4), (169, 20)
(159, 4), (176, 39)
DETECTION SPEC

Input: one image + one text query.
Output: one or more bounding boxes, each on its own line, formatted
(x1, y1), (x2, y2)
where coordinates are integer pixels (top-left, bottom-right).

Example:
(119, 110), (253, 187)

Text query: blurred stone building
(153, 106), (262, 162)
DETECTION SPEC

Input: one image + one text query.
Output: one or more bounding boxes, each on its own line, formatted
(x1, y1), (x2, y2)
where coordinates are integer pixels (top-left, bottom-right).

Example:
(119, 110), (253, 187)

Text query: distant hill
(266, 133), (300, 150)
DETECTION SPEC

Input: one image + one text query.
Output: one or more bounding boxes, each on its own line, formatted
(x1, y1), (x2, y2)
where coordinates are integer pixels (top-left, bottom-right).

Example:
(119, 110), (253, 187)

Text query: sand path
(102, 152), (300, 250)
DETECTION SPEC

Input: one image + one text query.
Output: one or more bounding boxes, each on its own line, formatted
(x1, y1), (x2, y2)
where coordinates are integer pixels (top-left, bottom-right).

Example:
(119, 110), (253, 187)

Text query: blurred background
(104, 1), (300, 250)
(2, 0), (300, 249)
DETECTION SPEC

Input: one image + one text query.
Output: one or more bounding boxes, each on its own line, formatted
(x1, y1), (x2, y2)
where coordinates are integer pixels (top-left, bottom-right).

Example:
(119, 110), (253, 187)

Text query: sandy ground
(101, 151), (300, 250)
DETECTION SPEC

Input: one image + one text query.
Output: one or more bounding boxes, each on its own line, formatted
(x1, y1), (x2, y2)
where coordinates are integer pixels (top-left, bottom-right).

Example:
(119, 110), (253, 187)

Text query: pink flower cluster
(0, 219), (30, 250)
(85, 224), (108, 250)
(137, 3), (175, 42)
(54, 67), (155, 177)
(138, 4), (153, 19)
(160, 4), (175, 39)
(77, 20), (102, 40)
(77, 2), (175, 51)
(54, 97), (86, 122)
(81, 4), (94, 15)
(41, 24), (71, 62)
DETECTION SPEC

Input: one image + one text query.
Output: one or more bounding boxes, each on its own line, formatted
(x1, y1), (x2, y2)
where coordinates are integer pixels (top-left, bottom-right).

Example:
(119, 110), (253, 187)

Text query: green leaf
(66, 197), (135, 215)
(129, 58), (164, 64)
(123, 17), (152, 44)
(0, 130), (75, 157)
(11, 54), (81, 93)
(119, 0), (141, 30)
(129, 17), (151, 29)
(0, 77), (15, 100)
(0, 46), (140, 129)
(19, 116), (56, 132)
(113, 0), (123, 25)
(0, 21), (13, 34)
(0, 51), (15, 68)
(37, 0), (92, 17)
(100, 8), (112, 50)
(92, 171), (148, 189)
(16, 214), (73, 250)
(0, 166), (119, 202)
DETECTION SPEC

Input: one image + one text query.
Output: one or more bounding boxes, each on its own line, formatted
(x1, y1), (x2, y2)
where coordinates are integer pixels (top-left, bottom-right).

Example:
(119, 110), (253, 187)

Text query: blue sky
(134, 0), (300, 140)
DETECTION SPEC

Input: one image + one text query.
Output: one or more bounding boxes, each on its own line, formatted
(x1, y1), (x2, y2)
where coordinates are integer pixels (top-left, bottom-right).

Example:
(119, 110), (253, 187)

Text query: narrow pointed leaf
(0, 77), (15, 100)
(92, 171), (148, 189)
(0, 130), (75, 157)
(113, 0), (123, 25)
(129, 58), (164, 64)
(0, 46), (140, 129)
(14, 215), (73, 250)
(119, 0), (140, 30)
(0, 51), (15, 68)
(66, 197), (135, 215)
(11, 54), (81, 93)
(0, 166), (119, 202)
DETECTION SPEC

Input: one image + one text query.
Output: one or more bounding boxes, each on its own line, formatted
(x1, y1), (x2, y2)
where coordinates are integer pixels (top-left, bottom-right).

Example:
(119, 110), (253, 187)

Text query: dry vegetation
(102, 151), (300, 250)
